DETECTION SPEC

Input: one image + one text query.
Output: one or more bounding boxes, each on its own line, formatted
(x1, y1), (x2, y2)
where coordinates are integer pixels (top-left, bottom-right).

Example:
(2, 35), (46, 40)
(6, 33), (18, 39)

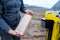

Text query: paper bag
(15, 14), (32, 35)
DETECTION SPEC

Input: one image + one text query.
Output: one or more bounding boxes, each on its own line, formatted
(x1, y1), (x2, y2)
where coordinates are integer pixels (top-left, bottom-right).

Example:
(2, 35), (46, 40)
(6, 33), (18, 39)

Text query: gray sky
(23, 0), (59, 9)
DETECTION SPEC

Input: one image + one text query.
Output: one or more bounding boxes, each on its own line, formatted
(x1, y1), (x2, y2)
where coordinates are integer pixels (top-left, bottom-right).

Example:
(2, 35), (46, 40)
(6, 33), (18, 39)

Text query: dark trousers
(1, 25), (20, 40)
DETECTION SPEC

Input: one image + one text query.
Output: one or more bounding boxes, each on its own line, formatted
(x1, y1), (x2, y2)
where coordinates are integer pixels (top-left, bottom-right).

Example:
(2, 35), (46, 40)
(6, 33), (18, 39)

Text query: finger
(29, 11), (33, 16)
(15, 32), (23, 37)
(27, 11), (33, 16)
(28, 10), (34, 14)
(26, 11), (29, 14)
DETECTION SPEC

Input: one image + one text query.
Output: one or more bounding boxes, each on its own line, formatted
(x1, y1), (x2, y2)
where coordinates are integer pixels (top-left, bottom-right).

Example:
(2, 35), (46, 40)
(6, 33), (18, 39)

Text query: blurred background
(21, 0), (60, 40)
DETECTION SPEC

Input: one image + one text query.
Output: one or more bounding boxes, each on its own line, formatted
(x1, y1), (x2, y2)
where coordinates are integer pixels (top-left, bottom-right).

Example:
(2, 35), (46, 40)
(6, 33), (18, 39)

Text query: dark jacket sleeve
(20, 0), (27, 13)
(0, 2), (11, 32)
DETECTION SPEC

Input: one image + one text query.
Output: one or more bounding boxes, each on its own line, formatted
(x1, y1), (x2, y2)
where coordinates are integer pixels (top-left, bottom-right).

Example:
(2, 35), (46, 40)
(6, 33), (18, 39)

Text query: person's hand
(8, 29), (23, 37)
(25, 10), (34, 16)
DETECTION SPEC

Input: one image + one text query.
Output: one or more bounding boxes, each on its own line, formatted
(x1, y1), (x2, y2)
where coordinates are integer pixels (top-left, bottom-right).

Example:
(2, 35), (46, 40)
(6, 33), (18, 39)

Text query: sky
(23, 0), (59, 9)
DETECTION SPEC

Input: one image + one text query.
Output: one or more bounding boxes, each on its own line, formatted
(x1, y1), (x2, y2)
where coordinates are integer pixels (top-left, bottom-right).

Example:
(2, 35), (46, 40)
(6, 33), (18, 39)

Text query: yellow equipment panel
(41, 11), (60, 40)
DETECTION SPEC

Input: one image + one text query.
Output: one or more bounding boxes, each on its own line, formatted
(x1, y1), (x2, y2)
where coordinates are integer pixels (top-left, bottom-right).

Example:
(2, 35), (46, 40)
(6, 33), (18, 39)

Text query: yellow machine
(41, 11), (60, 40)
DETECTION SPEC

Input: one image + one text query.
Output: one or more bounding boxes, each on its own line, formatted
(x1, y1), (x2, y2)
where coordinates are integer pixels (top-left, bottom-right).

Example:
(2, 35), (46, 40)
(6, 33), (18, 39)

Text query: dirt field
(20, 7), (47, 40)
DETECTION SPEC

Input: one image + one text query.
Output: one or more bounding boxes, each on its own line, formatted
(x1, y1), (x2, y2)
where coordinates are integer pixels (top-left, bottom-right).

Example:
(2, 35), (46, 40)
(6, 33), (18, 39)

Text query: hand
(8, 29), (23, 37)
(25, 10), (34, 16)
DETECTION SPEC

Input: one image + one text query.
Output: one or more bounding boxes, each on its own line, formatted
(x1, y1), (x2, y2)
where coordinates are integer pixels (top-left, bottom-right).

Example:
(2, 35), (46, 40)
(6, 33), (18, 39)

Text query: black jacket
(0, 0), (26, 32)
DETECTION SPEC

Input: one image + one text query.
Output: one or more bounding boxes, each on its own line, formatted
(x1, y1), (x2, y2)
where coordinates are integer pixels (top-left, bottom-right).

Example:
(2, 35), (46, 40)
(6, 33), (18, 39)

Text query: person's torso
(2, 0), (22, 26)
